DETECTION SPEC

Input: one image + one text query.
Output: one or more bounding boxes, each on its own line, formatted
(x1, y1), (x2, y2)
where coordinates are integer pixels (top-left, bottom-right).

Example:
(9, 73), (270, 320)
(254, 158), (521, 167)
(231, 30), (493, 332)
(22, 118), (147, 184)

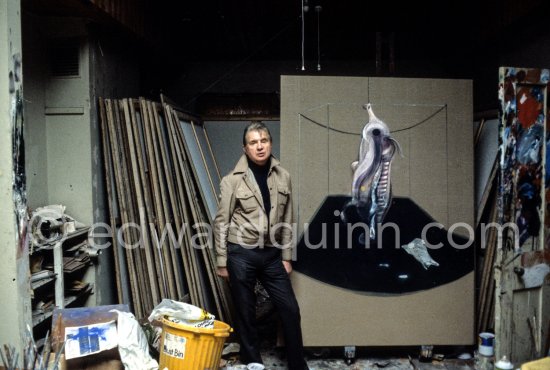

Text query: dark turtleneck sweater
(248, 157), (271, 217)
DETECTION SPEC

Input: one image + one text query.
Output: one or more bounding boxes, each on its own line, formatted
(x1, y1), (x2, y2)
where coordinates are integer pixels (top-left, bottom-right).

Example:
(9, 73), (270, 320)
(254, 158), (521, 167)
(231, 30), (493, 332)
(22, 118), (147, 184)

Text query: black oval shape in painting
(293, 196), (474, 294)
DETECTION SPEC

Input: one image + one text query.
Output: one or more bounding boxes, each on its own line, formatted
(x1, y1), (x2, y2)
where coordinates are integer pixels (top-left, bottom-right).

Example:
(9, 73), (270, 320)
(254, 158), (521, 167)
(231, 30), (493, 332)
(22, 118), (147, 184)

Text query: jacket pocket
(236, 189), (256, 212)
(277, 186), (290, 214)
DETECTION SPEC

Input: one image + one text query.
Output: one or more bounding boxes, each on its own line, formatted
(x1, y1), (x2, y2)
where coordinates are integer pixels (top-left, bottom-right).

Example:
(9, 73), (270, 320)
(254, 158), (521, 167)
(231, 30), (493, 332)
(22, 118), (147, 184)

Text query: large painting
(281, 75), (474, 346)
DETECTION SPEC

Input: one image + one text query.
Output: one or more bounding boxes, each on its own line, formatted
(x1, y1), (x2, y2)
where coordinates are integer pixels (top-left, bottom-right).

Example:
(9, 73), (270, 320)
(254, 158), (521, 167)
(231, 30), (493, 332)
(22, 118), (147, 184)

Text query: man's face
(244, 129), (272, 166)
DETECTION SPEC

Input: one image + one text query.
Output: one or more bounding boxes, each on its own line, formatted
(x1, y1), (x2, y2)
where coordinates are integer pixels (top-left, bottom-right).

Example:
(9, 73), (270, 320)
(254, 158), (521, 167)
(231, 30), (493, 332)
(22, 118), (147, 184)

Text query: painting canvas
(281, 75), (474, 345)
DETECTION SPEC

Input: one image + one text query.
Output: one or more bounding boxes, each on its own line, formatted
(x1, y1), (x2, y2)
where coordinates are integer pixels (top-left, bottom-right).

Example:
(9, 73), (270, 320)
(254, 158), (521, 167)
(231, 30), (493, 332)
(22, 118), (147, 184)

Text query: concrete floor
(219, 296), (477, 370)
(220, 349), (477, 370)
(221, 316), (476, 370)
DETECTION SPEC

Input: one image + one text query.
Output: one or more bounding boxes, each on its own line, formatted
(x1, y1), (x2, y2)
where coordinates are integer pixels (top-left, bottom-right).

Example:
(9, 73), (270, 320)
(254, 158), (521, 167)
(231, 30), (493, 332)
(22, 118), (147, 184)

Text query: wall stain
(10, 52), (27, 258)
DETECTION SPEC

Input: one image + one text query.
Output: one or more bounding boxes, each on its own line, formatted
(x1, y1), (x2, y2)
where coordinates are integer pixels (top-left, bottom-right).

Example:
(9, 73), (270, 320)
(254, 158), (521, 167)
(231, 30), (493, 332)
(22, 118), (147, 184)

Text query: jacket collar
(233, 154), (280, 175)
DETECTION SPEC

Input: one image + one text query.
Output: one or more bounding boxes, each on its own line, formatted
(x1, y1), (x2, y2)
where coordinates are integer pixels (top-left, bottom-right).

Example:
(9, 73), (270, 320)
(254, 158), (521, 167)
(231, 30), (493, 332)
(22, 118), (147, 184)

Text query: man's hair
(243, 122), (272, 146)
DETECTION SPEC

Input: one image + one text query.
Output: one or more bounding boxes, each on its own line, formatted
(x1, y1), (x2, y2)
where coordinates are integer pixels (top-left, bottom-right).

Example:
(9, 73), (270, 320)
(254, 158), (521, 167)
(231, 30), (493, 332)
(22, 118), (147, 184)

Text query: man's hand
(282, 260), (293, 274)
(217, 267), (229, 281)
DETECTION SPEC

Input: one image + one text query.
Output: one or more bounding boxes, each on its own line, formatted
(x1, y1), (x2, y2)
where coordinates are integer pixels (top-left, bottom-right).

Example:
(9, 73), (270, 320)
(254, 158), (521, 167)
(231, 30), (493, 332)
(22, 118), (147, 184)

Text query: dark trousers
(226, 243), (307, 370)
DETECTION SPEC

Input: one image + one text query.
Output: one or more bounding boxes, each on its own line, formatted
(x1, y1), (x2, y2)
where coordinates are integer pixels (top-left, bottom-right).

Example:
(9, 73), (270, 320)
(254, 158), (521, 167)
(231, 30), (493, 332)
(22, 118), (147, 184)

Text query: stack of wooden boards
(475, 116), (499, 334)
(98, 97), (232, 322)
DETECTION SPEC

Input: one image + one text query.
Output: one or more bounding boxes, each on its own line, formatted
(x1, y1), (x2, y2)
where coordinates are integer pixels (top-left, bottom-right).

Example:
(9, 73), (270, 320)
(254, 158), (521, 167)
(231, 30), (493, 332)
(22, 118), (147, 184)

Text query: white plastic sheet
(148, 299), (215, 328)
(112, 310), (159, 370)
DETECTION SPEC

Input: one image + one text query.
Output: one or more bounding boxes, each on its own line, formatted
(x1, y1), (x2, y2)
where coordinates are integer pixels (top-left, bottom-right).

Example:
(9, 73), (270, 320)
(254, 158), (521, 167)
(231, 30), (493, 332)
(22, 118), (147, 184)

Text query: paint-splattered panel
(496, 66), (550, 364)
(499, 67), (548, 248)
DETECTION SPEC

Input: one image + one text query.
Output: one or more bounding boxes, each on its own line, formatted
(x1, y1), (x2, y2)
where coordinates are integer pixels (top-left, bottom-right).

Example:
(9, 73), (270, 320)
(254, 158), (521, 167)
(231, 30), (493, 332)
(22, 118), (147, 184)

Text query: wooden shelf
(64, 283), (93, 307)
(31, 276), (56, 290)
(31, 223), (94, 336)
(32, 310), (54, 327)
(63, 227), (91, 242)
(33, 227), (91, 252)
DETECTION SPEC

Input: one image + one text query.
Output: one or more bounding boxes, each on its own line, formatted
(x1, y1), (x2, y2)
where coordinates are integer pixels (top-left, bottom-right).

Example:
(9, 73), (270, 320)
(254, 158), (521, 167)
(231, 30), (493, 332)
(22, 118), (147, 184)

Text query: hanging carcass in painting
(340, 104), (401, 240)
(293, 103), (474, 294)
(499, 67), (548, 248)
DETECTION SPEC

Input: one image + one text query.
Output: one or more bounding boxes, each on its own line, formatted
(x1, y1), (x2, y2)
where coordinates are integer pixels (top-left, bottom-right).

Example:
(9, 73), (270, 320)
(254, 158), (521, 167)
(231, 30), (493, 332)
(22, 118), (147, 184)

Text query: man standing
(214, 122), (308, 370)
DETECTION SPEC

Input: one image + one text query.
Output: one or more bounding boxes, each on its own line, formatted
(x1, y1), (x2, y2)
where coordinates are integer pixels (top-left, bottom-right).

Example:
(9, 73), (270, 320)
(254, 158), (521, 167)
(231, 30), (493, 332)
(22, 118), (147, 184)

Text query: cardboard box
(51, 304), (129, 370)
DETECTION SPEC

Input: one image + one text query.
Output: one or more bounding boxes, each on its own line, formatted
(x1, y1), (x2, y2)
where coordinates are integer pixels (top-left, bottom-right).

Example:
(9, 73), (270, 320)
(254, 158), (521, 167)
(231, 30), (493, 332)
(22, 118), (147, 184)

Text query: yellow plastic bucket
(159, 317), (232, 370)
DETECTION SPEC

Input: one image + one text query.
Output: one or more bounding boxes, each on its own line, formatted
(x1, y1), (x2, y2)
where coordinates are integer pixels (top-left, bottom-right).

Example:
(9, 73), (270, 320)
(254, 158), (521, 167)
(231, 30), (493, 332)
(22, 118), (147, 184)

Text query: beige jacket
(214, 154), (294, 267)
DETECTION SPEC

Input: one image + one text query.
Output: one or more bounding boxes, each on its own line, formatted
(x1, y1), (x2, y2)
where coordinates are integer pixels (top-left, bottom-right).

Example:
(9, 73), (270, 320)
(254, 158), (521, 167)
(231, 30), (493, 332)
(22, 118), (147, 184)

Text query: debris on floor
(220, 352), (476, 370)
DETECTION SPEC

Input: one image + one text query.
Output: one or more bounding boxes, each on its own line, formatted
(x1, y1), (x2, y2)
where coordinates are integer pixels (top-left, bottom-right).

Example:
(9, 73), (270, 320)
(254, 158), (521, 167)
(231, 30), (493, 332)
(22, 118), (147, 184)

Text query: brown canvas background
(280, 75), (474, 345)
